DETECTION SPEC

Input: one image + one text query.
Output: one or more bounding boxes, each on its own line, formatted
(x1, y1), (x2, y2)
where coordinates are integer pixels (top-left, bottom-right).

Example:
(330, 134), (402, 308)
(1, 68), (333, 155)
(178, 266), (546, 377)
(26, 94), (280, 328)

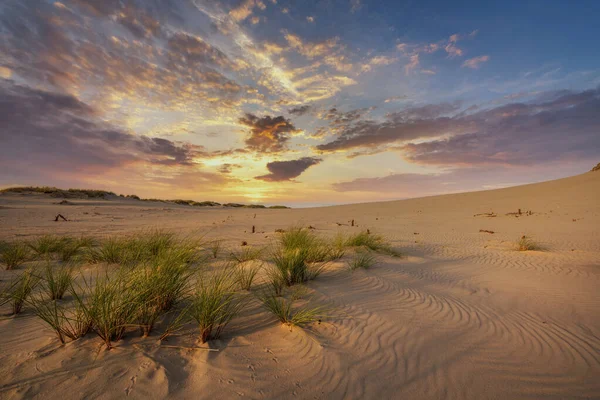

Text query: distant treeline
(0, 186), (290, 209)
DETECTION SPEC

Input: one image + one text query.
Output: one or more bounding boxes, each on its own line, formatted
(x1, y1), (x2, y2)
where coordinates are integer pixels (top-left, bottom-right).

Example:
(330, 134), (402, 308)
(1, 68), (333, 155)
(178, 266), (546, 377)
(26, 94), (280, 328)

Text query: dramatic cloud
(0, 81), (227, 185)
(318, 87), (600, 167)
(462, 55), (490, 69)
(255, 157), (323, 182)
(239, 113), (301, 153)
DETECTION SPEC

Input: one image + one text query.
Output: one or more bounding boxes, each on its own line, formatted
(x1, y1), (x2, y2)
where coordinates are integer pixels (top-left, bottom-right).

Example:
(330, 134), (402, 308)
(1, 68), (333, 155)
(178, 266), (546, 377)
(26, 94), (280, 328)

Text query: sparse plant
(347, 249), (377, 271)
(1, 241), (29, 270)
(41, 262), (75, 300)
(229, 246), (263, 263)
(258, 293), (326, 330)
(28, 296), (91, 344)
(27, 235), (65, 259)
(71, 271), (139, 349)
(209, 239), (223, 259)
(271, 247), (326, 287)
(234, 263), (261, 290)
(189, 270), (245, 343)
(517, 235), (540, 251)
(344, 231), (400, 257)
(8, 270), (40, 314)
(265, 265), (285, 296)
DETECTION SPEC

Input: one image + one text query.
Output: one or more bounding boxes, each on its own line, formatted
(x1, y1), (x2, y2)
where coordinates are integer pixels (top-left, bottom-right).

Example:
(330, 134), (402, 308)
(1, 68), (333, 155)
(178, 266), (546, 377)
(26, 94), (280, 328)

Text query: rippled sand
(1, 171), (599, 399)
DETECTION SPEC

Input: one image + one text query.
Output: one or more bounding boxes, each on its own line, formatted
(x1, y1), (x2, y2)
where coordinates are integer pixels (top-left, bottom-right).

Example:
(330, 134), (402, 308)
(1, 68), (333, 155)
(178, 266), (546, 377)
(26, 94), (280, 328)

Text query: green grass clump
(271, 247), (325, 287)
(343, 231), (400, 257)
(188, 271), (245, 343)
(1, 241), (30, 270)
(27, 235), (67, 258)
(86, 231), (199, 267)
(72, 272), (139, 349)
(7, 270), (40, 314)
(41, 262), (75, 300)
(129, 259), (194, 336)
(347, 250), (377, 271)
(234, 263), (261, 291)
(57, 236), (95, 262)
(229, 246), (263, 263)
(258, 293), (326, 330)
(517, 235), (540, 251)
(28, 296), (91, 344)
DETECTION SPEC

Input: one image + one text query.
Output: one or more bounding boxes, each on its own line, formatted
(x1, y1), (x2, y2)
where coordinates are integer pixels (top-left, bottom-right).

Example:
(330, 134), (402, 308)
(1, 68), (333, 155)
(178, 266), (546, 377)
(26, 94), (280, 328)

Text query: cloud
(405, 54), (420, 74)
(462, 55), (490, 69)
(0, 81), (230, 186)
(306, 16), (315, 23)
(218, 163), (243, 173)
(229, 0), (266, 22)
(316, 88), (600, 168)
(288, 105), (312, 116)
(239, 113), (301, 153)
(255, 157), (322, 181)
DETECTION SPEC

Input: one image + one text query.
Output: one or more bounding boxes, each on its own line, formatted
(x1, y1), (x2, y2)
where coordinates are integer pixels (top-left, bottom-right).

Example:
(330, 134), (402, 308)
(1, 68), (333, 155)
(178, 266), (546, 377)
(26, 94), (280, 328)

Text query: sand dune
(1, 171), (599, 399)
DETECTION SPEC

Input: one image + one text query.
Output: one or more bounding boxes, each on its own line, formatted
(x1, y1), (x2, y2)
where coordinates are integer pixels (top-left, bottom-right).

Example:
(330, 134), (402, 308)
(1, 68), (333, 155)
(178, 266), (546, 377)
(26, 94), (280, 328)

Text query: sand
(0, 171), (599, 399)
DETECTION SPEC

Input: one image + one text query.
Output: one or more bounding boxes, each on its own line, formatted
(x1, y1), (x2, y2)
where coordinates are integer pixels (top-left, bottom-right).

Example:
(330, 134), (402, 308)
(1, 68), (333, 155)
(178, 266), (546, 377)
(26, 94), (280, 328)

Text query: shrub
(258, 293), (326, 330)
(1, 241), (29, 270)
(188, 271), (245, 343)
(347, 250), (377, 271)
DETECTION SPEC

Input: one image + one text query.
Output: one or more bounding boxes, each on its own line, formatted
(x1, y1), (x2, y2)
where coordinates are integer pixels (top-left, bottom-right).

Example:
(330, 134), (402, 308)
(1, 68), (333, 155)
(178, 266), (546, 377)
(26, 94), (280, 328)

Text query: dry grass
(347, 249), (378, 271)
(343, 231), (401, 257)
(517, 235), (541, 251)
(258, 292), (326, 330)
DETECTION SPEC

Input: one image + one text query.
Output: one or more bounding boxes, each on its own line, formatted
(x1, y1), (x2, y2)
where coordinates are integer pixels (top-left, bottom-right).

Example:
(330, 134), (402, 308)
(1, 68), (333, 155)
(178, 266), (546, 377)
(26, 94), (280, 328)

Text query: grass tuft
(41, 262), (75, 300)
(7, 270), (40, 314)
(189, 270), (245, 343)
(343, 231), (401, 257)
(234, 263), (261, 291)
(28, 296), (91, 344)
(229, 246), (263, 263)
(258, 293), (326, 330)
(347, 249), (378, 271)
(517, 235), (541, 251)
(1, 241), (30, 270)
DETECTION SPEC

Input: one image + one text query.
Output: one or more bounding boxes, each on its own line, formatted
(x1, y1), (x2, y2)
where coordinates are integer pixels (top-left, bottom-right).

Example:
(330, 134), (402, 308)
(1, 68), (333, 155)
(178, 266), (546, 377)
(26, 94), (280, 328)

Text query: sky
(1, 0), (599, 207)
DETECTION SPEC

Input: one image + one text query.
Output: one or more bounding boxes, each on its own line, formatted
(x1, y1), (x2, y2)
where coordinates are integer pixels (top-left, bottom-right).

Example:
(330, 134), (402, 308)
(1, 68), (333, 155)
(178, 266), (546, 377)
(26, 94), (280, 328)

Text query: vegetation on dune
(343, 231), (401, 257)
(0, 186), (115, 198)
(188, 270), (246, 343)
(517, 235), (541, 251)
(1, 241), (30, 270)
(258, 292), (326, 330)
(0, 226), (399, 348)
(347, 249), (378, 271)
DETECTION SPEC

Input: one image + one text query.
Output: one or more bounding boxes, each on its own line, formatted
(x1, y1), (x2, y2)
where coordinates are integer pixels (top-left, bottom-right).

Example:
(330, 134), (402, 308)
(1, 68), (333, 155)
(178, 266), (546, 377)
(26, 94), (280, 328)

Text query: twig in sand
(54, 214), (68, 222)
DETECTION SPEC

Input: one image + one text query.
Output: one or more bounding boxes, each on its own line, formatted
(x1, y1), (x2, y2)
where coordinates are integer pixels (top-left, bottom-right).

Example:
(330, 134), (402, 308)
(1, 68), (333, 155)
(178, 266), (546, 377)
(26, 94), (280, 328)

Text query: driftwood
(252, 225), (255, 234)
(479, 229), (495, 234)
(54, 214), (68, 222)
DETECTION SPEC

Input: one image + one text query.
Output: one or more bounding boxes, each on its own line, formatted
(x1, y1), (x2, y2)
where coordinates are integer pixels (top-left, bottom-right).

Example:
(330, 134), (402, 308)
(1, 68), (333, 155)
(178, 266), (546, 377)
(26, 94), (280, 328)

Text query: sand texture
(1, 171), (599, 399)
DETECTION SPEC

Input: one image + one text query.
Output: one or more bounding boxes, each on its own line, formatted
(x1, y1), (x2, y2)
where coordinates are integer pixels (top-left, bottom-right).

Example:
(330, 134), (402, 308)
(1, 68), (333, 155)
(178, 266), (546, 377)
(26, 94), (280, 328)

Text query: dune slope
(0, 171), (599, 399)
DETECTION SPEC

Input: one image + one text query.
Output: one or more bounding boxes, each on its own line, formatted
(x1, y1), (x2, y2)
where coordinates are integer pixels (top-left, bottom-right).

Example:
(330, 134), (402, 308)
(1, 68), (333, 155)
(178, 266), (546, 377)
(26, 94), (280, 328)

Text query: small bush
(189, 271), (245, 343)
(271, 247), (326, 286)
(258, 293), (326, 330)
(517, 235), (540, 251)
(1, 242), (29, 270)
(347, 250), (377, 271)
